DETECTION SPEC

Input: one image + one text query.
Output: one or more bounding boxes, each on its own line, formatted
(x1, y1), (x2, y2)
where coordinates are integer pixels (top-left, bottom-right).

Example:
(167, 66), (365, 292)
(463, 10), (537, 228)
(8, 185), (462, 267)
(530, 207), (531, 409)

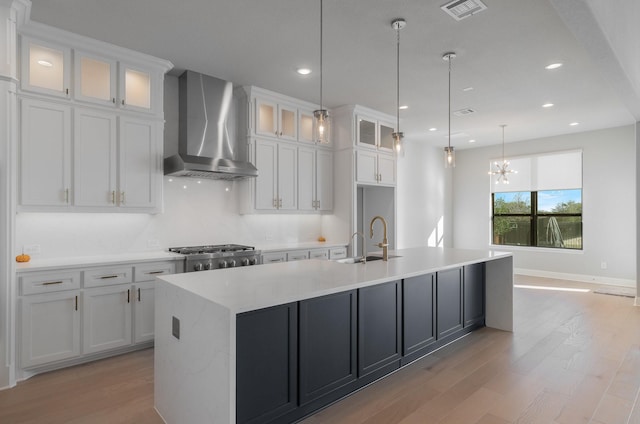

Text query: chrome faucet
(369, 216), (389, 261)
(350, 231), (366, 263)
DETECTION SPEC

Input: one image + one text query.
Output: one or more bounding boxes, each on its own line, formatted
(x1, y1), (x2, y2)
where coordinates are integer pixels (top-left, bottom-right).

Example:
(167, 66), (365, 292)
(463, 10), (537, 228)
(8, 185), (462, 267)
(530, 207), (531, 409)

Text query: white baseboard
(635, 297), (640, 307)
(515, 267), (636, 289)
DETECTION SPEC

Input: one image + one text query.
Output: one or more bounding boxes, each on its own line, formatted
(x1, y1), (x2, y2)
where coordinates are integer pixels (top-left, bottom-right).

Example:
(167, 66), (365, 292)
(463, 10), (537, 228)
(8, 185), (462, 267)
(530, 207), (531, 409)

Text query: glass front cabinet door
(21, 38), (71, 98)
(74, 52), (117, 106)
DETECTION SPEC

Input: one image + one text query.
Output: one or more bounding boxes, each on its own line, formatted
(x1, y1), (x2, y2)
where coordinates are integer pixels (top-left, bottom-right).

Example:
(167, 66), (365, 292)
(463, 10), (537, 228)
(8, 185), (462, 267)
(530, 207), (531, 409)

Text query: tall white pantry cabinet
(17, 23), (172, 213)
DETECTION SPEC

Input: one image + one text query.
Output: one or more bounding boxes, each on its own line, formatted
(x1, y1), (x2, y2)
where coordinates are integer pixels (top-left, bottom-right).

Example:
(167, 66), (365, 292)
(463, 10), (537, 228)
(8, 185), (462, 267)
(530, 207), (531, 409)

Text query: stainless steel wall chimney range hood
(164, 70), (258, 180)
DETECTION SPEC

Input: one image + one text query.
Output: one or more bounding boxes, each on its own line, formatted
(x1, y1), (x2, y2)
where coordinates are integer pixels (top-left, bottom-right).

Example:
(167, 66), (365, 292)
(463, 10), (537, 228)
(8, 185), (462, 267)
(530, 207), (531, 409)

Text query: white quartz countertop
(157, 246), (511, 314)
(16, 251), (184, 272)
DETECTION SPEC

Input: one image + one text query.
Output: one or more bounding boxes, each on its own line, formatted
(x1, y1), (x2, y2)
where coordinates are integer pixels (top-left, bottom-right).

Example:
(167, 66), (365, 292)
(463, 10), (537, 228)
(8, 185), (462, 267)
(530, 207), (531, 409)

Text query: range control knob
(193, 263), (204, 272)
(241, 258), (250, 267)
(204, 262), (212, 270)
(249, 257), (257, 265)
(228, 259), (237, 268)
(219, 260), (228, 269)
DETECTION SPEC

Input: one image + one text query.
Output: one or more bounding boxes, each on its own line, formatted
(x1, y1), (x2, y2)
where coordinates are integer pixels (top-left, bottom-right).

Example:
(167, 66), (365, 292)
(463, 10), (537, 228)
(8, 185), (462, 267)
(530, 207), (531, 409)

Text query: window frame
(491, 190), (582, 250)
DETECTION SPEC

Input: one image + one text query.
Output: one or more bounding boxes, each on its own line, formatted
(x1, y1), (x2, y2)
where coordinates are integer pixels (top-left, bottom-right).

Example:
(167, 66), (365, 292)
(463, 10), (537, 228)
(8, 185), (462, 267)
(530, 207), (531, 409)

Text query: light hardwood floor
(1, 275), (639, 424)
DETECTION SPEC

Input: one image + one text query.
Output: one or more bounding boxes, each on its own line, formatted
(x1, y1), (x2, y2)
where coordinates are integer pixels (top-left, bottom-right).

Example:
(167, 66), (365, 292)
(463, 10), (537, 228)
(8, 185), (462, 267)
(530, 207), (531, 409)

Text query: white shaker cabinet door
(277, 143), (297, 210)
(118, 117), (158, 210)
(297, 146), (316, 211)
(20, 99), (72, 207)
(254, 140), (278, 210)
(133, 281), (155, 344)
(356, 150), (378, 184)
(20, 291), (80, 368)
(378, 154), (396, 185)
(316, 149), (333, 211)
(83, 285), (132, 355)
(74, 108), (117, 207)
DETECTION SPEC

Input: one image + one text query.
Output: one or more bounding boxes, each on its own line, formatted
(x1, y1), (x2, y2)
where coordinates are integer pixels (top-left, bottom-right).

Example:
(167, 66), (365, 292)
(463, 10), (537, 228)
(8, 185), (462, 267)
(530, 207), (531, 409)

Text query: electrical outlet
(23, 244), (41, 255)
(601, 261), (607, 269)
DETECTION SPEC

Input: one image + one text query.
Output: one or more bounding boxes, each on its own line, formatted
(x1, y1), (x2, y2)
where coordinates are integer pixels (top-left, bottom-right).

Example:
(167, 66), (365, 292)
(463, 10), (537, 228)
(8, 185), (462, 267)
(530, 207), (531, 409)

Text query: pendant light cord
(448, 56), (451, 150)
(396, 25), (400, 132)
(319, 0), (323, 110)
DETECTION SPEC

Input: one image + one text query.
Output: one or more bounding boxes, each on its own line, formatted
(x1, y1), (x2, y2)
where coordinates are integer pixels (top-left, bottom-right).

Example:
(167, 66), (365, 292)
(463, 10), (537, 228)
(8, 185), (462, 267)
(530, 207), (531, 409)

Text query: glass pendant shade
(444, 146), (455, 168)
(313, 109), (331, 144)
(392, 18), (406, 154)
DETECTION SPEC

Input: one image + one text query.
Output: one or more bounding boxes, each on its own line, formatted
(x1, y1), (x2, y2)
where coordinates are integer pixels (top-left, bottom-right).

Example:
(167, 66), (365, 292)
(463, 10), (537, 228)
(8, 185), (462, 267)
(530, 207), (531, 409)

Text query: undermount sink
(335, 255), (401, 264)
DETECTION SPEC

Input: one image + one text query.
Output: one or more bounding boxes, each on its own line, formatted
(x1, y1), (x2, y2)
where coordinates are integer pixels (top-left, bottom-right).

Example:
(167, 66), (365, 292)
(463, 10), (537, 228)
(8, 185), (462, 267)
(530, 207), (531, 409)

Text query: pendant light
(443, 52), (456, 168)
(313, 0), (330, 144)
(489, 124), (517, 184)
(391, 18), (406, 153)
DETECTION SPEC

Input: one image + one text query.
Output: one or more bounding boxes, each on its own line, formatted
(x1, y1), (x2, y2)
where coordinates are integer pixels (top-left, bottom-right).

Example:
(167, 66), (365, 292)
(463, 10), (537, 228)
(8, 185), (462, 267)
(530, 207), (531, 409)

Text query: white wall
(15, 178), (327, 258)
(396, 140), (451, 249)
(454, 125), (636, 285)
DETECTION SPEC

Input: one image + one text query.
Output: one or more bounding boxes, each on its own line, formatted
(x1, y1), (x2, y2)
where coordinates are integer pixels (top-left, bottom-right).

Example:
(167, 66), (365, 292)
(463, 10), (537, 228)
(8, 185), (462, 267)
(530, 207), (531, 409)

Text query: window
(490, 150), (582, 250)
(492, 189), (582, 249)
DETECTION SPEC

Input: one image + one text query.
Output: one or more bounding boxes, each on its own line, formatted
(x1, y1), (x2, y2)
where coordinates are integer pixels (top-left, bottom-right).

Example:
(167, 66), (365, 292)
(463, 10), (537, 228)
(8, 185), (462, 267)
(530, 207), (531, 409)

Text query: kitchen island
(154, 246), (513, 424)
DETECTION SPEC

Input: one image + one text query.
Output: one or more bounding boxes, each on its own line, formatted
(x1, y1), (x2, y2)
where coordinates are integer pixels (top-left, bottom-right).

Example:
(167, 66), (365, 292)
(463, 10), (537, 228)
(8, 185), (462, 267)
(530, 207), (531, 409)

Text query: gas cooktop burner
(168, 244), (255, 255)
(169, 244), (261, 272)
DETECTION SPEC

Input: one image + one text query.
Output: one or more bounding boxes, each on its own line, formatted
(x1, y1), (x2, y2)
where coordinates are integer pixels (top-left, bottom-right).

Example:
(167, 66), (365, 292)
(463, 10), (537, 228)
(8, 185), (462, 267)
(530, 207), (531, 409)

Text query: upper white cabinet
(21, 37), (71, 98)
(356, 115), (395, 152)
(255, 98), (297, 141)
(298, 147), (332, 211)
(20, 98), (72, 207)
(17, 26), (172, 213)
(298, 108), (316, 144)
(74, 51), (117, 106)
(356, 150), (396, 186)
(253, 139), (297, 211)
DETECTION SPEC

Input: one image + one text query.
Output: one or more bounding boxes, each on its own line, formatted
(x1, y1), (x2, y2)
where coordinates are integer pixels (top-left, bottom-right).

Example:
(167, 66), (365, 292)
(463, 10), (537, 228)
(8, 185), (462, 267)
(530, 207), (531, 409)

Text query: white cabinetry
(356, 150), (396, 185)
(298, 147), (333, 211)
(253, 139), (297, 211)
(17, 27), (171, 213)
(21, 37), (71, 98)
(19, 98), (72, 207)
(356, 114), (395, 152)
(83, 283), (133, 354)
(255, 98), (297, 141)
(262, 246), (347, 264)
(19, 270), (81, 368)
(18, 259), (177, 371)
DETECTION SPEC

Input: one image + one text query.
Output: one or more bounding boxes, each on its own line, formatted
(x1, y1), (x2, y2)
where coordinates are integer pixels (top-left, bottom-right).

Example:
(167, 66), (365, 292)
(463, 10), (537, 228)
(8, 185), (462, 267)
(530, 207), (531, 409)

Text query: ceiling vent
(453, 108), (476, 116)
(441, 0), (488, 21)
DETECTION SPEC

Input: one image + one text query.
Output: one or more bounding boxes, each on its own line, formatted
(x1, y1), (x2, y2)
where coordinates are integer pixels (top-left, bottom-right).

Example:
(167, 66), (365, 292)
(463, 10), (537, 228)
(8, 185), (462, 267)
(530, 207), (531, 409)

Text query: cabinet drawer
(329, 247), (347, 260)
(20, 270), (81, 295)
(309, 249), (329, 260)
(134, 262), (176, 282)
(84, 266), (133, 288)
(287, 250), (309, 261)
(262, 252), (287, 264)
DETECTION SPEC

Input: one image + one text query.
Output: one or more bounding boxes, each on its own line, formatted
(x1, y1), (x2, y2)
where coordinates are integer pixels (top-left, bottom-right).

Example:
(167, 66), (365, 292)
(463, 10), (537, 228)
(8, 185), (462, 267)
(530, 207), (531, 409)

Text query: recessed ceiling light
(462, 87), (474, 92)
(469, 139), (476, 143)
(429, 127), (437, 132)
(296, 67), (312, 75)
(399, 105), (408, 110)
(37, 59), (53, 67)
(569, 122), (579, 126)
(542, 103), (554, 108)
(545, 63), (563, 70)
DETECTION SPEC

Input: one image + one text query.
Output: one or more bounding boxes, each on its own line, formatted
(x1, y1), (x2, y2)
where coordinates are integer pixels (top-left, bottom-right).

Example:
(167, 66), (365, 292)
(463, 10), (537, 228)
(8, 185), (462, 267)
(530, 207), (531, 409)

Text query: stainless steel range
(169, 244), (261, 272)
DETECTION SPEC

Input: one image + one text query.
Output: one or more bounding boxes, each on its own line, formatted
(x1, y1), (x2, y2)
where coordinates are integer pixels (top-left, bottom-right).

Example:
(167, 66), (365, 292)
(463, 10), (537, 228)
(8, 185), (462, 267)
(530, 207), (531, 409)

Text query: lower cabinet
(299, 291), (357, 405)
(18, 260), (176, 370)
(436, 267), (463, 339)
(403, 273), (436, 360)
(358, 280), (402, 379)
(83, 284), (133, 354)
(235, 266), (487, 424)
(236, 302), (298, 424)
(20, 290), (81, 368)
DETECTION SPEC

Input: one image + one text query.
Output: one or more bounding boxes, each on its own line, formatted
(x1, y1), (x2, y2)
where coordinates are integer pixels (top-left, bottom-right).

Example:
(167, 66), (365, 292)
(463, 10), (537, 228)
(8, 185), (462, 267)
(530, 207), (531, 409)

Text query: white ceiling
(28, 0), (638, 149)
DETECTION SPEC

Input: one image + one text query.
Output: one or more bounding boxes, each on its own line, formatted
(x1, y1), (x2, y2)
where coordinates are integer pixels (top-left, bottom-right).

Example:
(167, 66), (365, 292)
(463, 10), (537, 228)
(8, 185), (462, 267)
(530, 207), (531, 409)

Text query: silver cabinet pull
(147, 270), (165, 275)
(64, 188), (70, 203)
(42, 281), (63, 286)
(111, 190), (116, 204)
(127, 289), (130, 303)
(137, 288), (141, 302)
(120, 191), (125, 204)
(75, 295), (78, 311)
(99, 275), (119, 279)
(112, 98), (116, 104)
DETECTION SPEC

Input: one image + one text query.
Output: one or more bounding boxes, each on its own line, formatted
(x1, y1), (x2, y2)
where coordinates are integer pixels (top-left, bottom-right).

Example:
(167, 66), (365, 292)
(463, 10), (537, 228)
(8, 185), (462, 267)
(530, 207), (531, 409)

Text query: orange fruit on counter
(16, 253), (31, 263)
